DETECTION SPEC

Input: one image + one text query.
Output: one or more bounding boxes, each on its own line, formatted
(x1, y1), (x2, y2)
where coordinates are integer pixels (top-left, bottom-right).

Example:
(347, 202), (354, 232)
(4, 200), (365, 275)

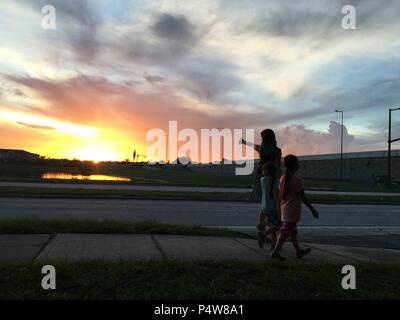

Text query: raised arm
(241, 138), (261, 153)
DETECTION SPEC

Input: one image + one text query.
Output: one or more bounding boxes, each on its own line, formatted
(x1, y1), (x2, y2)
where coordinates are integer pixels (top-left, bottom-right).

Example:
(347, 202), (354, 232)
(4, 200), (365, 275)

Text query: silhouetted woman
(241, 129), (282, 199)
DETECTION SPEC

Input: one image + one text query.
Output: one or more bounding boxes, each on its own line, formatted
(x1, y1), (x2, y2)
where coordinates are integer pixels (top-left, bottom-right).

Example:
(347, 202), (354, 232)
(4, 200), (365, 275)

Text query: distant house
(0, 149), (40, 161)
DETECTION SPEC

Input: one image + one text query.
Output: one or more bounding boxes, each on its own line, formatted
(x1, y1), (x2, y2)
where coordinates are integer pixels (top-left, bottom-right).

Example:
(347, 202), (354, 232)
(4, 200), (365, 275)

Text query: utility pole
(218, 128), (224, 175)
(131, 149), (136, 183)
(388, 107), (400, 188)
(335, 110), (344, 179)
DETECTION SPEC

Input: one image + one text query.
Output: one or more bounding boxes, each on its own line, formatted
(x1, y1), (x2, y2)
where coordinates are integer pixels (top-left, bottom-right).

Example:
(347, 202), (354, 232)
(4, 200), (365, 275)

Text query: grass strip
(0, 260), (399, 300)
(0, 218), (252, 238)
(0, 186), (399, 204)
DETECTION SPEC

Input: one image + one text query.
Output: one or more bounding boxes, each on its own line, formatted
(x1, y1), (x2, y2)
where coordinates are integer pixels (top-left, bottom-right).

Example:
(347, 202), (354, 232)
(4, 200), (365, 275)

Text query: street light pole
(131, 149), (136, 182)
(218, 128), (224, 174)
(335, 110), (344, 179)
(388, 107), (400, 188)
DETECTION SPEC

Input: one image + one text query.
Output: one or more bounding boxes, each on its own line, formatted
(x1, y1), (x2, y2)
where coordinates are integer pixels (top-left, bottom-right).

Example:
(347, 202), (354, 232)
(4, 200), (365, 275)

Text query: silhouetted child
(241, 129), (282, 200)
(257, 162), (281, 249)
(271, 155), (319, 260)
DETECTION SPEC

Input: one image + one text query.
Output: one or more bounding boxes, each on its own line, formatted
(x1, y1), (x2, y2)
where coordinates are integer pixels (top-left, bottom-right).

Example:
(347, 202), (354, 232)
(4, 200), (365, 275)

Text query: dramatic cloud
(4, 74), (278, 131)
(278, 122), (355, 155)
(115, 12), (204, 67)
(21, 0), (102, 62)
(0, 0), (399, 160)
(13, 89), (25, 97)
(17, 122), (55, 130)
(152, 13), (197, 43)
(143, 74), (166, 84)
(233, 0), (400, 41)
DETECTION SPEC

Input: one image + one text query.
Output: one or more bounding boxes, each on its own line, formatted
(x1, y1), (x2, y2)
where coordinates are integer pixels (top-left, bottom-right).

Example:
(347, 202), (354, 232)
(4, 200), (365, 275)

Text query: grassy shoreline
(1, 173), (399, 192)
(0, 177), (250, 188)
(1, 260), (399, 300)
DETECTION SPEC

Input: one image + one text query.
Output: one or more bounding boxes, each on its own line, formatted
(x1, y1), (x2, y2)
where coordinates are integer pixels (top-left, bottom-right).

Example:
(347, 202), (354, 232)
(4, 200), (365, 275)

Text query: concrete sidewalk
(2, 234), (400, 264)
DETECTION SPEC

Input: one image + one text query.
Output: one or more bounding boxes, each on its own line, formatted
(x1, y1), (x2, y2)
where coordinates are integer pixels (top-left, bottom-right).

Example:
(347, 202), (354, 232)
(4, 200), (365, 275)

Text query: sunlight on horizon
(71, 146), (120, 162)
(0, 109), (150, 162)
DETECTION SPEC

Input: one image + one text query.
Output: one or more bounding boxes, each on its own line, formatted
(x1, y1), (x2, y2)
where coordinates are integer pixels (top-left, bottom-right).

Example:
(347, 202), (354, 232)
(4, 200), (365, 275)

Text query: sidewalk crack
(150, 234), (166, 259)
(233, 238), (268, 257)
(307, 244), (363, 262)
(33, 234), (57, 260)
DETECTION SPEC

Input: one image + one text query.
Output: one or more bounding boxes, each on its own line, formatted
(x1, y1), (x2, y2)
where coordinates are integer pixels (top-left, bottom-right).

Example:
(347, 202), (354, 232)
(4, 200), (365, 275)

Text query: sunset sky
(0, 0), (399, 161)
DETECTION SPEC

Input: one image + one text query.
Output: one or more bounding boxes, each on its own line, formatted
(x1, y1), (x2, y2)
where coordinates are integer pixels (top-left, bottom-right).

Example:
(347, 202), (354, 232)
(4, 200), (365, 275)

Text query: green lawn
(1, 260), (399, 300)
(0, 162), (253, 187)
(1, 186), (400, 204)
(0, 186), (250, 201)
(303, 178), (400, 192)
(2, 162), (399, 191)
(0, 219), (253, 238)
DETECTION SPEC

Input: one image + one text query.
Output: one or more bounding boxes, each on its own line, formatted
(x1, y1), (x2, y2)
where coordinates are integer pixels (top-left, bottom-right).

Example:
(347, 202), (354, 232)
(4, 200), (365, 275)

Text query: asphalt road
(1, 197), (399, 249)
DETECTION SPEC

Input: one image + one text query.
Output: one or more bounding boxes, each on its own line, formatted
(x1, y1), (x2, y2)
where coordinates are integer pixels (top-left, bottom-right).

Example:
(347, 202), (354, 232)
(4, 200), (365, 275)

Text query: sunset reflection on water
(42, 173), (131, 182)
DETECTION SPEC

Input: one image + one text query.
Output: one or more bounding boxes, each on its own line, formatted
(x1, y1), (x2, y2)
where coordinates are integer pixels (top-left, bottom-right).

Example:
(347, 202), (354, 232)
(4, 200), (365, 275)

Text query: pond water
(42, 173), (131, 182)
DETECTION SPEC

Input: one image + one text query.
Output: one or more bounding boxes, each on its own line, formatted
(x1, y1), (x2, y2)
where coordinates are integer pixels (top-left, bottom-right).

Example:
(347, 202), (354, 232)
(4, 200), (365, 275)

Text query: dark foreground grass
(0, 260), (399, 300)
(0, 219), (252, 239)
(1, 186), (400, 204)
